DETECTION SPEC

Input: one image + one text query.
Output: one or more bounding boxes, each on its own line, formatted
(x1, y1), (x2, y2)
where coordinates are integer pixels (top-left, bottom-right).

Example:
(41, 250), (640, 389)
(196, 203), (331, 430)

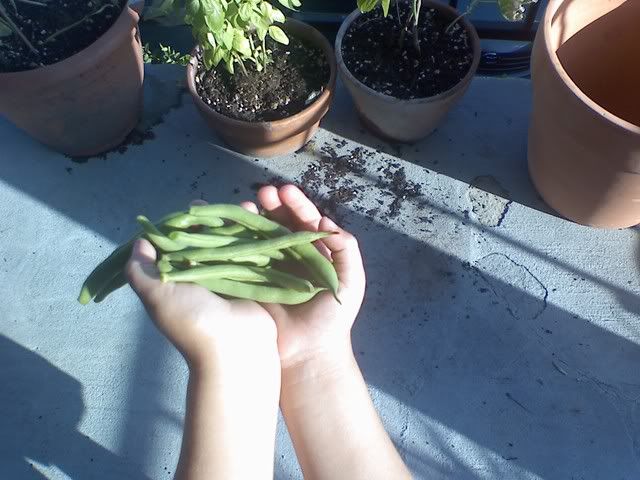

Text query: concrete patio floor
(1, 65), (639, 480)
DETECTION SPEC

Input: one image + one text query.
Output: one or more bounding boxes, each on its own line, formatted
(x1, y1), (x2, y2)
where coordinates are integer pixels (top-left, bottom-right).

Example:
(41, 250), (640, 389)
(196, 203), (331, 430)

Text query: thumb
(126, 238), (165, 303)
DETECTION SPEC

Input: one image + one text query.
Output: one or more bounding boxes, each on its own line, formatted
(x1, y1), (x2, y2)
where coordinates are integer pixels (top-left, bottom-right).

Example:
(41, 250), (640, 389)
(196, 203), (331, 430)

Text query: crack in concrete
(467, 175), (513, 228)
(471, 252), (549, 321)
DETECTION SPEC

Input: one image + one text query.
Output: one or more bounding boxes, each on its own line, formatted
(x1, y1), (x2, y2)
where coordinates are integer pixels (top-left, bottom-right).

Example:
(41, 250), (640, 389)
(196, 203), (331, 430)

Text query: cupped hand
(126, 236), (280, 380)
(249, 185), (367, 374)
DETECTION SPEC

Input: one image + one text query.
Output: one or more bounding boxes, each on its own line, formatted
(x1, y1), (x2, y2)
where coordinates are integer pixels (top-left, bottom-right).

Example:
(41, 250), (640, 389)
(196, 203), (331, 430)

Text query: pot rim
(186, 18), (337, 129)
(0, 4), (140, 82)
(334, 0), (481, 105)
(544, 0), (640, 135)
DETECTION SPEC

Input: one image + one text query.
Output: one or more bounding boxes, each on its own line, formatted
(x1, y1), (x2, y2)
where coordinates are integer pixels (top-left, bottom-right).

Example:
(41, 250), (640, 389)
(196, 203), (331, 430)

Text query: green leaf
(202, 0), (225, 31)
(357, 0), (379, 13)
(207, 31), (216, 47)
(238, 2), (253, 20)
(222, 24), (235, 50)
(276, 0), (300, 11)
(225, 56), (235, 74)
(270, 7), (285, 23)
(268, 25), (289, 44)
(497, 0), (537, 21)
(381, 0), (390, 16)
(233, 31), (252, 57)
(186, 0), (200, 16)
(256, 24), (268, 41)
(212, 46), (225, 66)
(204, 48), (215, 69)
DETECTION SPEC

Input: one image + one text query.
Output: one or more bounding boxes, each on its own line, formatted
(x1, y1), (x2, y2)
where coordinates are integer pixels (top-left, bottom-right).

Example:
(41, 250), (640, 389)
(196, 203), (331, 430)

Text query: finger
(257, 185), (291, 226)
(278, 184), (322, 231)
(240, 201), (259, 214)
(318, 216), (365, 292)
(125, 239), (167, 305)
(190, 199), (208, 207)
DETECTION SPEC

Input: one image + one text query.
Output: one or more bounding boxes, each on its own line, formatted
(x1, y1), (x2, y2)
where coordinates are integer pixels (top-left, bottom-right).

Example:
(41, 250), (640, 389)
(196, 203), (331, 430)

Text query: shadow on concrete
(1, 66), (639, 479)
(322, 76), (562, 222)
(0, 335), (151, 479)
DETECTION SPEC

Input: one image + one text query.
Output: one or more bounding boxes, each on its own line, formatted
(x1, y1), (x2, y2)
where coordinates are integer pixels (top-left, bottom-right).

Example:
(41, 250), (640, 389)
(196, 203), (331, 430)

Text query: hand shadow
(0, 335), (150, 480)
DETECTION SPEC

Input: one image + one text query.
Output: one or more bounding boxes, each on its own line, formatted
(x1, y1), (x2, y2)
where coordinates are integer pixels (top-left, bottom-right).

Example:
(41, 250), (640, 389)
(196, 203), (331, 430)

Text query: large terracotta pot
(528, 0), (640, 228)
(0, 5), (144, 157)
(335, 2), (480, 143)
(187, 19), (336, 158)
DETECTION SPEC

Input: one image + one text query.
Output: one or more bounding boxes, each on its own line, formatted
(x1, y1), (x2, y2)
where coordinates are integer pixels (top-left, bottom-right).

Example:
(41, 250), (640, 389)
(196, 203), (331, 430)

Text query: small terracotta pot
(0, 5), (144, 157)
(335, 2), (481, 143)
(186, 19), (337, 158)
(528, 0), (640, 228)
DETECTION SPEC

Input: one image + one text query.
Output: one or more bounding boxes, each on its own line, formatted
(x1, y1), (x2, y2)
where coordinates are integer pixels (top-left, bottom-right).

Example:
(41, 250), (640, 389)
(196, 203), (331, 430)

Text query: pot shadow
(1, 65), (640, 479)
(0, 335), (151, 479)
(322, 75), (561, 222)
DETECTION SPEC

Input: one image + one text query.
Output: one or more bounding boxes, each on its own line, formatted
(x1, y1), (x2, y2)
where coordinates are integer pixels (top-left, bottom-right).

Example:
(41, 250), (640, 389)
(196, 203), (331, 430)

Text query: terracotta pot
(187, 19), (336, 157)
(335, 2), (481, 143)
(528, 0), (640, 228)
(0, 5), (144, 157)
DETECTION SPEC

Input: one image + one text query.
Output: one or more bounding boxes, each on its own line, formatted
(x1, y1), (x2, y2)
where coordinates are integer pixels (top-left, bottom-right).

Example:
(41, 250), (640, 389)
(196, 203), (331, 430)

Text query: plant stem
(413, 0), (421, 54)
(236, 53), (248, 76)
(398, 7), (413, 50)
(262, 36), (267, 73)
(0, 2), (39, 55)
(44, 3), (114, 43)
(446, 0), (480, 34)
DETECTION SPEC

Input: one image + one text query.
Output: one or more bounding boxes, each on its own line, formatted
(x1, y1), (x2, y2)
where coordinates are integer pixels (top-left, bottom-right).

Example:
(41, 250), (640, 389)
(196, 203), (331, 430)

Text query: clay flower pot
(335, 2), (480, 143)
(528, 0), (640, 228)
(187, 19), (337, 158)
(0, 5), (144, 157)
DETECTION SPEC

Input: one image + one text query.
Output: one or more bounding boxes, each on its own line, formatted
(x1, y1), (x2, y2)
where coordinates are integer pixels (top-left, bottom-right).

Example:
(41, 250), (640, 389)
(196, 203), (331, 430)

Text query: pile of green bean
(78, 204), (340, 306)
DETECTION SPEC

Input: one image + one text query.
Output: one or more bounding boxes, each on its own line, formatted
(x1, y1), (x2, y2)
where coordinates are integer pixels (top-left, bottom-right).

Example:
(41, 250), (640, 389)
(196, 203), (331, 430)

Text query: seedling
(356, 0), (539, 53)
(144, 0), (303, 74)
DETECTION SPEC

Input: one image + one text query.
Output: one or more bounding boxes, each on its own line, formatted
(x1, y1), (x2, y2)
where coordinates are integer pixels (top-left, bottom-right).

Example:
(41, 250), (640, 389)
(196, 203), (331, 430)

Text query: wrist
(189, 351), (282, 401)
(281, 341), (358, 399)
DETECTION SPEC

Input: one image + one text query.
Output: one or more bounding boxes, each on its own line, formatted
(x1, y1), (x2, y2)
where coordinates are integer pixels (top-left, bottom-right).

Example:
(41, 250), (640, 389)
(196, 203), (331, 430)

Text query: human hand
(126, 233), (280, 383)
(245, 185), (366, 378)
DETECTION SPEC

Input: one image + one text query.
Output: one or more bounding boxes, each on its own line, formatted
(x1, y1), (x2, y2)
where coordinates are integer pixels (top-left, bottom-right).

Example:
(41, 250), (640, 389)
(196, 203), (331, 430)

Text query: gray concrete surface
(1, 65), (639, 480)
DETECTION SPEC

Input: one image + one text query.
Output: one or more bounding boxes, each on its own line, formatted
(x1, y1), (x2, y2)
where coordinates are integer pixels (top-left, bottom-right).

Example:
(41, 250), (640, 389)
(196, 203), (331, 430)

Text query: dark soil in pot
(194, 34), (330, 122)
(342, 3), (474, 100)
(0, 0), (127, 73)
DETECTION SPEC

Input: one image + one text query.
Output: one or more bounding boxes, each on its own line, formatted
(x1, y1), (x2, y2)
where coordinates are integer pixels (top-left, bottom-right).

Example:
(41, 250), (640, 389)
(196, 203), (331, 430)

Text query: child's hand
(126, 236), (280, 380)
(249, 185), (366, 377)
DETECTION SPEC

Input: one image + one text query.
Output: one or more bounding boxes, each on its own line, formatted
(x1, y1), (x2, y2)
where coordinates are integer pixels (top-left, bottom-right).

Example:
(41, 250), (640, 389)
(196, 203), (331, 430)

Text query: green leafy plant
(143, 43), (191, 65)
(356, 0), (539, 53)
(144, 0), (302, 75)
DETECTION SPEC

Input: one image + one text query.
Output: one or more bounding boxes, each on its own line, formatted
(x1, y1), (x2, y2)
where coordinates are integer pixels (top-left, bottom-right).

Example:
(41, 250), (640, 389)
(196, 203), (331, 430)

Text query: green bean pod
(94, 270), (128, 303)
(167, 231), (245, 248)
(189, 205), (340, 299)
(225, 255), (271, 267)
(162, 213), (224, 229)
(78, 241), (133, 305)
(162, 265), (313, 292)
(195, 277), (325, 305)
(157, 258), (175, 273)
(206, 223), (253, 237)
(78, 211), (185, 305)
(163, 231), (331, 263)
(137, 216), (186, 253)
